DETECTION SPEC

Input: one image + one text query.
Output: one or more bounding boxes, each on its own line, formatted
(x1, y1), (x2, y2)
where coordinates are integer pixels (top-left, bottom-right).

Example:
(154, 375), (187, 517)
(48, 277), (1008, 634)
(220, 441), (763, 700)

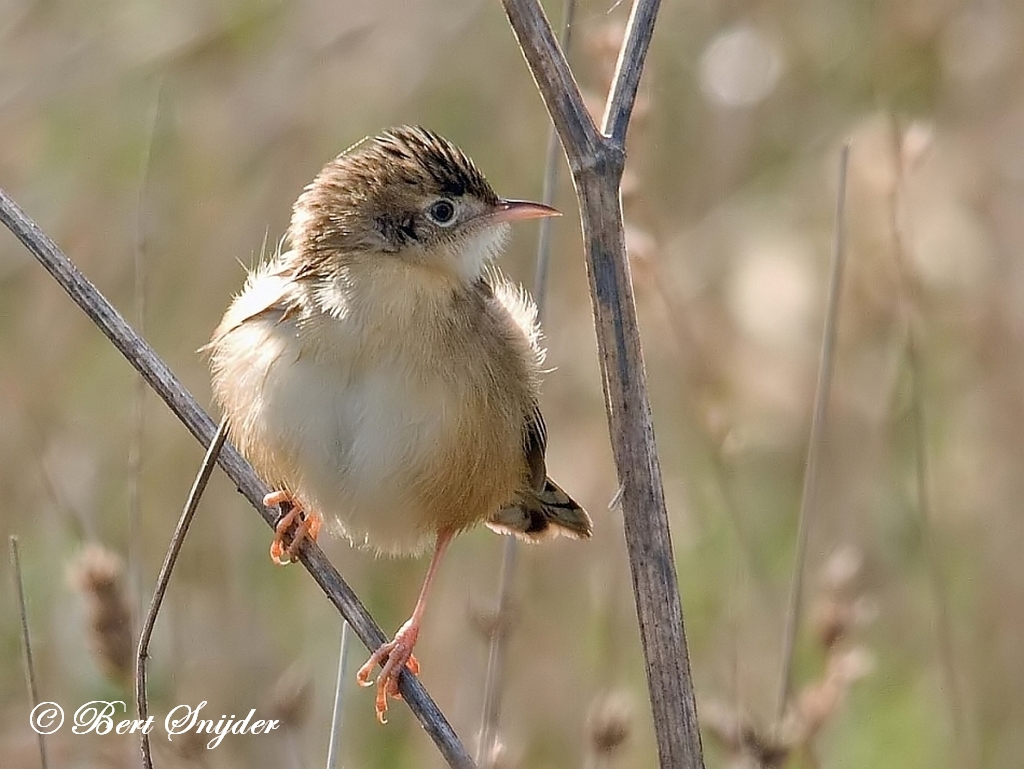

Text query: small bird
(208, 126), (592, 722)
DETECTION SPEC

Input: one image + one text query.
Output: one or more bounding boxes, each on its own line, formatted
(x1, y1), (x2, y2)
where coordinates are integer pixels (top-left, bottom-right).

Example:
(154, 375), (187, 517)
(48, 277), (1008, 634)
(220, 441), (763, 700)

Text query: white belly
(210, 261), (539, 555)
(214, 313), (484, 554)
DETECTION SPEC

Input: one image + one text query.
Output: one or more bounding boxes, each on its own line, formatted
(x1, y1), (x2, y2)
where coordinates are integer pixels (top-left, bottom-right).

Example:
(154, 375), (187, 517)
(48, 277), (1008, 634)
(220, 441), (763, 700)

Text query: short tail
(486, 478), (593, 541)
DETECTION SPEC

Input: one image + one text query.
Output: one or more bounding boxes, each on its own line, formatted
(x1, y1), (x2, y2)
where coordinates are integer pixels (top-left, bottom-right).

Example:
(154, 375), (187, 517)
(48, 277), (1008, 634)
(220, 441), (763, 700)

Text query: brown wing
(524, 404), (548, 493)
(486, 404), (593, 541)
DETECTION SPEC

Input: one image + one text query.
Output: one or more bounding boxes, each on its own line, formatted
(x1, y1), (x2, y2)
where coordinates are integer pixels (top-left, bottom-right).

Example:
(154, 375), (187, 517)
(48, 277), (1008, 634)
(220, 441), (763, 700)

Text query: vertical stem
(137, 418), (228, 769)
(532, 0), (575, 318)
(776, 144), (851, 719)
(10, 536), (49, 769)
(886, 121), (974, 767)
(326, 620), (351, 769)
(906, 329), (966, 741)
(128, 79), (162, 653)
(576, 161), (703, 768)
(478, 4), (576, 763)
(476, 537), (518, 764)
(502, 1), (705, 760)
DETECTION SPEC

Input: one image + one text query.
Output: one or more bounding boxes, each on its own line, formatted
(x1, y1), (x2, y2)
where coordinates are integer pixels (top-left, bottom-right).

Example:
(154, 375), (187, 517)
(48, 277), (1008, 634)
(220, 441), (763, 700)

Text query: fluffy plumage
(208, 126), (591, 555)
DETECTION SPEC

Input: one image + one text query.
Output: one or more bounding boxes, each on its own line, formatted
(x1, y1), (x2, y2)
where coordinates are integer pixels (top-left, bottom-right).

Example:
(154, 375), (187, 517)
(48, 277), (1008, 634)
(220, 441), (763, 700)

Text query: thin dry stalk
(137, 417), (228, 769)
(0, 185), (475, 768)
(531, 0), (576, 319)
(326, 620), (352, 769)
(33, 435), (91, 542)
(128, 80), (162, 640)
(885, 121), (974, 767)
(477, 3), (577, 762)
(501, 1), (702, 765)
(593, 18), (768, 586)
(647, 276), (769, 581)
(476, 537), (517, 764)
(776, 143), (851, 719)
(267, 667), (312, 769)
(10, 536), (50, 769)
(708, 547), (873, 768)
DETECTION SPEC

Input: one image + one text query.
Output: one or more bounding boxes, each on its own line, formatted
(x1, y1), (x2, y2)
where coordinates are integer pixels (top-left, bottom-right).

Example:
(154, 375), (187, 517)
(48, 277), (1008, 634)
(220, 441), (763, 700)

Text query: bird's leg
(357, 529), (454, 723)
(265, 491), (322, 565)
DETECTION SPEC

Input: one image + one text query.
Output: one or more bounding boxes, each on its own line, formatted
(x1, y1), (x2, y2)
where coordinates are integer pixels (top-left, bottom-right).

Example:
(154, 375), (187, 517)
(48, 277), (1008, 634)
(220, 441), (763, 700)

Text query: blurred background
(2, 0), (1023, 766)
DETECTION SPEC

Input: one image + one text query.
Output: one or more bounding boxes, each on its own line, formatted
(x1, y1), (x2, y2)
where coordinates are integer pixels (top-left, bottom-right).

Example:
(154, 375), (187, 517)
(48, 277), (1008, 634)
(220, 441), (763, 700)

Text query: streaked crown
(288, 126), (500, 259)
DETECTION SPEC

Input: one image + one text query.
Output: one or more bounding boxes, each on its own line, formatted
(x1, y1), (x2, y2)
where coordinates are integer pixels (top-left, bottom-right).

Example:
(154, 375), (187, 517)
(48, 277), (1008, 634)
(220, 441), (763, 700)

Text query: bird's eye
(427, 199), (456, 226)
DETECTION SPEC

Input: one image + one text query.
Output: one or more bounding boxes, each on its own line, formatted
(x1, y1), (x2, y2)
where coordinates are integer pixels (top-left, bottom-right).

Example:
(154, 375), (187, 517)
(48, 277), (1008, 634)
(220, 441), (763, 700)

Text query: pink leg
(356, 529), (454, 723)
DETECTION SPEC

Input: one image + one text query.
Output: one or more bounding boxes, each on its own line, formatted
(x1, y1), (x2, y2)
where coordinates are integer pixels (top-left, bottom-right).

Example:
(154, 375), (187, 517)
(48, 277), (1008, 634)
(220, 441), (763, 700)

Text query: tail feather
(486, 478), (592, 541)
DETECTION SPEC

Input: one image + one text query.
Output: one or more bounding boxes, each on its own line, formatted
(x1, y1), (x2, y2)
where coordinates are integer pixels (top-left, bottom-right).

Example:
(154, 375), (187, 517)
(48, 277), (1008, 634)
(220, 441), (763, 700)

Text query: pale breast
(209, 265), (539, 555)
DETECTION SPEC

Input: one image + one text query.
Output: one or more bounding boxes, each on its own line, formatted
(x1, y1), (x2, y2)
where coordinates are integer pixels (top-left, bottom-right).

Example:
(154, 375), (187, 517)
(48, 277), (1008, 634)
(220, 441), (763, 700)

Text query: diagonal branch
(501, 1), (704, 767)
(0, 186), (476, 769)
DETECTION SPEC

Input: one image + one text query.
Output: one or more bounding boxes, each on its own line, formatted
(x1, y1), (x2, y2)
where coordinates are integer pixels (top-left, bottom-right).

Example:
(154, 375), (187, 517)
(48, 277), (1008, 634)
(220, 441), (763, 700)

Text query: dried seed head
(469, 600), (519, 643)
(744, 726), (790, 768)
(587, 692), (633, 755)
(814, 545), (869, 648)
(830, 646), (875, 684)
(70, 544), (132, 684)
(585, 22), (627, 87)
(822, 546), (863, 592)
(266, 666), (312, 729)
(483, 738), (517, 769)
(812, 595), (852, 649)
(900, 121), (934, 173)
(701, 700), (746, 753)
(792, 646), (875, 740)
(703, 702), (791, 767)
(169, 726), (206, 762)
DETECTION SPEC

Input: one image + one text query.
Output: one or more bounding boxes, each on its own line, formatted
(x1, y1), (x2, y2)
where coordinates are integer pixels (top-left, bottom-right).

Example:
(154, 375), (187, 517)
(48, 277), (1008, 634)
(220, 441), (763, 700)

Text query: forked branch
(501, 1), (704, 767)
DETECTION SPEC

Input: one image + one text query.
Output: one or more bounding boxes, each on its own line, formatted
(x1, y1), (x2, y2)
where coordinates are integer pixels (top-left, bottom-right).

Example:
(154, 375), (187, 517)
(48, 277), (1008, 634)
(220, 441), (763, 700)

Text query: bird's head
(288, 126), (558, 281)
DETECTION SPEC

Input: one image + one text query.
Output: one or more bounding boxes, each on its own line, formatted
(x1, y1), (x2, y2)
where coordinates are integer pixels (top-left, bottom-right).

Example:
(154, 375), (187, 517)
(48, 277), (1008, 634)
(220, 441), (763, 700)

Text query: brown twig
(599, 0), (659, 145)
(501, 1), (703, 765)
(0, 186), (476, 769)
(776, 143), (851, 719)
(10, 536), (50, 769)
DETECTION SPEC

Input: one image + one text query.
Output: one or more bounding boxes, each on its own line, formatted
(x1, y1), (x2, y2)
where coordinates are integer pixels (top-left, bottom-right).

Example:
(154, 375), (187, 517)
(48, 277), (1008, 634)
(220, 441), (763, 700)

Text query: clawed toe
(356, 629), (421, 723)
(265, 491), (321, 565)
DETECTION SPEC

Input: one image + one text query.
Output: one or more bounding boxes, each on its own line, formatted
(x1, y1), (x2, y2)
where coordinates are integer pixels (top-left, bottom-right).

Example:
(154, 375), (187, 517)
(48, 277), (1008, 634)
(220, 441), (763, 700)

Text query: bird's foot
(264, 491), (322, 565)
(356, 619), (422, 724)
